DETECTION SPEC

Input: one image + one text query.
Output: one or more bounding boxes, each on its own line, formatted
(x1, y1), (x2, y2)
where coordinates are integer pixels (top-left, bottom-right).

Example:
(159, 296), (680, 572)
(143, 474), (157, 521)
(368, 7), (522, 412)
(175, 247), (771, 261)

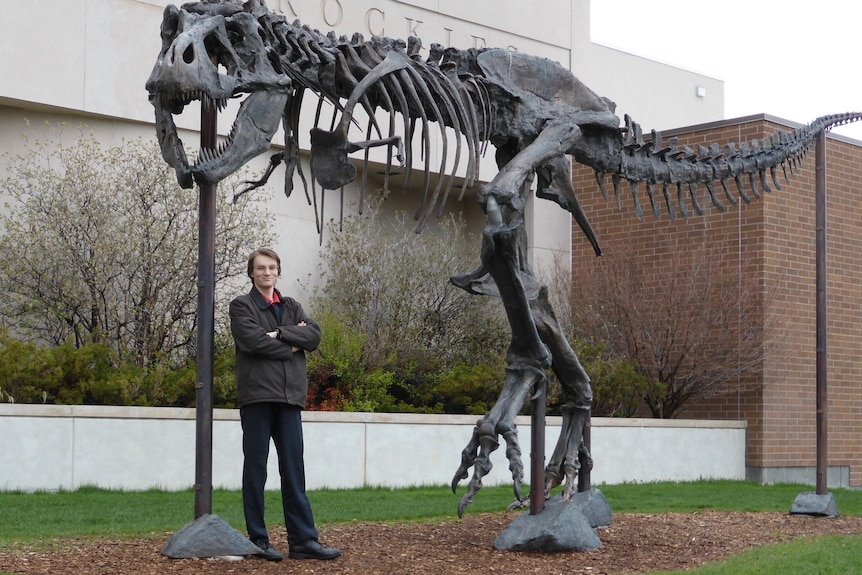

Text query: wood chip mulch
(2, 511), (861, 575)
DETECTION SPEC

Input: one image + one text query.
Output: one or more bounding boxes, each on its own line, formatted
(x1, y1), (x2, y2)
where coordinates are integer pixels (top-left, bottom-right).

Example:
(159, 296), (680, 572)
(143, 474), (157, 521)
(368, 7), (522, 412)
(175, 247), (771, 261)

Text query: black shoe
(289, 539), (341, 560)
(252, 539), (283, 562)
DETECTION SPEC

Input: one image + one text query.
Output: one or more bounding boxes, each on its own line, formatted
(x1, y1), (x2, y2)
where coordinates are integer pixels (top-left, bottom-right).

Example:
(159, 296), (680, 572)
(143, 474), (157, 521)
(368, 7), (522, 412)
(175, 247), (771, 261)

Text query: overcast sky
(590, 1), (862, 141)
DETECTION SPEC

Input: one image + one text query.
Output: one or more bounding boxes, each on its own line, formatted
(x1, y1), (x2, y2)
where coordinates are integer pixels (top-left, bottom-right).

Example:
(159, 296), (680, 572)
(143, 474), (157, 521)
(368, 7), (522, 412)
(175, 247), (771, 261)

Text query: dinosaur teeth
(193, 135), (233, 168)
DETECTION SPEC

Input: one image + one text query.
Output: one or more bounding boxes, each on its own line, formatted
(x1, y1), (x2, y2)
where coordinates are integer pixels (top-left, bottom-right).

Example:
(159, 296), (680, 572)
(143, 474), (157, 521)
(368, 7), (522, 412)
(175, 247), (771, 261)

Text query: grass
(598, 479), (862, 515)
(0, 483), (519, 543)
(1, 480), (861, 575)
(650, 535), (862, 575)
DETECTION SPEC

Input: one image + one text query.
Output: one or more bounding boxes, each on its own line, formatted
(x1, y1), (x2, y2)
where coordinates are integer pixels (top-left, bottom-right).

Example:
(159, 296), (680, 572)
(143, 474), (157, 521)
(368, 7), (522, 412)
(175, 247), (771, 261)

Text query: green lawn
(1, 480), (860, 575)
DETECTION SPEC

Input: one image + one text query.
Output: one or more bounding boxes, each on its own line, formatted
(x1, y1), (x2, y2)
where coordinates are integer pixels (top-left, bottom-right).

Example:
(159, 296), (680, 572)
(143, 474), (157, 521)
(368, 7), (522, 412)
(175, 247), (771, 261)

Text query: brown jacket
(229, 286), (321, 408)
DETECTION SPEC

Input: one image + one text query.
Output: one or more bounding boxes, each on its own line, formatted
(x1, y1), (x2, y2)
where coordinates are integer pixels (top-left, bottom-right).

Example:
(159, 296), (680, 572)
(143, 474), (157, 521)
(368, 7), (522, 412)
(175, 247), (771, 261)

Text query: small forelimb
(349, 135), (405, 166)
(232, 152), (284, 203)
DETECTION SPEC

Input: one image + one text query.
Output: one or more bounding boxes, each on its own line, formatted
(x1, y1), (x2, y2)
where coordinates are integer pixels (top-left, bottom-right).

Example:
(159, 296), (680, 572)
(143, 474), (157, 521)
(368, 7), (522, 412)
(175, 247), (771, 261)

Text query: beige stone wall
(0, 404), (747, 491)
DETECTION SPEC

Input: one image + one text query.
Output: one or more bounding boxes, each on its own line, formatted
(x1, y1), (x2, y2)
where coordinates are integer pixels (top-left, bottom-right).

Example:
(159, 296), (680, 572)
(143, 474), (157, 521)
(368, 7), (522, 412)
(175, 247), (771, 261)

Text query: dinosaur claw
(451, 474), (465, 494)
(506, 497), (529, 512)
(457, 495), (473, 518)
(512, 478), (522, 502)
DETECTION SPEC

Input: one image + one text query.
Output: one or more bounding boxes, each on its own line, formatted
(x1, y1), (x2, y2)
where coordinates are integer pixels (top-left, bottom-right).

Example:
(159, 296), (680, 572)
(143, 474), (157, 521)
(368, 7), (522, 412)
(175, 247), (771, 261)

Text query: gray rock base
(552, 487), (613, 528)
(790, 492), (840, 518)
(493, 488), (611, 552)
(161, 514), (264, 559)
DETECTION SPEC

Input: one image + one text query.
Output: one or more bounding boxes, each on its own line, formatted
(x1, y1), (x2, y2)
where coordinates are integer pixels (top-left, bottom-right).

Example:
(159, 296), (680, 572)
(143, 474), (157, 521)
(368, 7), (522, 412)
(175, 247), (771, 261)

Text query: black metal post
(530, 377), (546, 515)
(814, 130), (827, 495)
(194, 96), (217, 519)
(578, 413), (591, 492)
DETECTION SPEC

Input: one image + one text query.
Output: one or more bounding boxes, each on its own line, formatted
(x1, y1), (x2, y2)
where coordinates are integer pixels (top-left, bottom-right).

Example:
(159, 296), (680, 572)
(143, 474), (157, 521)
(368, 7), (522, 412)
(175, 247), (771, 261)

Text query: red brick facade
(570, 115), (862, 487)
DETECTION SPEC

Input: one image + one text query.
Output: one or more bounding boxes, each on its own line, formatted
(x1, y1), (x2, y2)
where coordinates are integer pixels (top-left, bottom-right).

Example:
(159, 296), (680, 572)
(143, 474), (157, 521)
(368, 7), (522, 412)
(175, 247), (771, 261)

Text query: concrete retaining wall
(0, 405), (746, 492)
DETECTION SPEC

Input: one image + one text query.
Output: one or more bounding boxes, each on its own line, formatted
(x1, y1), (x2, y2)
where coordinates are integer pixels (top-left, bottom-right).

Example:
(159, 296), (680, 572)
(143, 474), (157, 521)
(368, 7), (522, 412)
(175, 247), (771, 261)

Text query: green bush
(0, 330), (239, 408)
(419, 363), (504, 415)
(305, 307), (511, 414)
(0, 334), (60, 403)
(574, 339), (646, 417)
(344, 369), (395, 412)
(52, 342), (119, 404)
(306, 309), (364, 410)
(152, 363), (197, 407)
(213, 348), (238, 408)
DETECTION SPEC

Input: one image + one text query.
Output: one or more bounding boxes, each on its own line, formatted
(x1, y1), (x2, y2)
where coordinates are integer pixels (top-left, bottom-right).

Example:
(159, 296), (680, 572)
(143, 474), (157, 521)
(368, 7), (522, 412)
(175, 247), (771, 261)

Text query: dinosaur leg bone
(536, 154), (602, 257)
(509, 286), (593, 509)
(478, 120), (583, 209)
(450, 127), (585, 297)
(530, 286), (593, 500)
(452, 197), (551, 517)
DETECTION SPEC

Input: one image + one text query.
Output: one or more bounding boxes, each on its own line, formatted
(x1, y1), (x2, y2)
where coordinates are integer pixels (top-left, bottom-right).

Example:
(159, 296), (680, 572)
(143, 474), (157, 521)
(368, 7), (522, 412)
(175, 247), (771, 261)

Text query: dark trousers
(240, 402), (318, 546)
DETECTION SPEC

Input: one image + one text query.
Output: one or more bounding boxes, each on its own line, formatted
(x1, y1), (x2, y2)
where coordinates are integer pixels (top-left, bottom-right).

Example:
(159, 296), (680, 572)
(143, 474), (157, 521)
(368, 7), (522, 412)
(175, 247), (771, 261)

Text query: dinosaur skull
(145, 2), (290, 188)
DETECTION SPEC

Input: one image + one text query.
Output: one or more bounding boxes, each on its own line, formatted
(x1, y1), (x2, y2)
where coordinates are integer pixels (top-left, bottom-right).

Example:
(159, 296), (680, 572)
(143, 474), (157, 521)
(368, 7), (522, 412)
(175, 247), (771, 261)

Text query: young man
(229, 247), (340, 561)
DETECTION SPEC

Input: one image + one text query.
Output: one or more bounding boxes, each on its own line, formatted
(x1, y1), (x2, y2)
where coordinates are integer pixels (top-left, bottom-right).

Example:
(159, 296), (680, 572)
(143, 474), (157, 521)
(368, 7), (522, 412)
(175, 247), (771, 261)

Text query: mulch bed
(2, 511), (861, 575)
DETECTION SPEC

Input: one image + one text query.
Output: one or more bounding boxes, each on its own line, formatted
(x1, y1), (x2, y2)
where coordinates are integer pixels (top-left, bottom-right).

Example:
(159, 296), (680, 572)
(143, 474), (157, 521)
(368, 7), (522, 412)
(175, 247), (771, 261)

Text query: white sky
(590, 1), (862, 141)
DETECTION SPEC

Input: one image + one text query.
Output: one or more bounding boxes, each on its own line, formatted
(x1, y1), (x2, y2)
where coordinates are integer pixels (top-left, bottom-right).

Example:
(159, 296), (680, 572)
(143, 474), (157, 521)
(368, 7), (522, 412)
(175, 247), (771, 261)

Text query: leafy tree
(0, 126), (274, 368)
(571, 235), (782, 418)
(306, 200), (510, 411)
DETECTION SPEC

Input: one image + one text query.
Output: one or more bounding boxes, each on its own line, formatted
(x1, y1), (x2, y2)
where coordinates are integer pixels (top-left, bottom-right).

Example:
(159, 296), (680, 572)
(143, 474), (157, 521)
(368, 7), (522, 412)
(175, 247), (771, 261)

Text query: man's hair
(247, 247), (281, 278)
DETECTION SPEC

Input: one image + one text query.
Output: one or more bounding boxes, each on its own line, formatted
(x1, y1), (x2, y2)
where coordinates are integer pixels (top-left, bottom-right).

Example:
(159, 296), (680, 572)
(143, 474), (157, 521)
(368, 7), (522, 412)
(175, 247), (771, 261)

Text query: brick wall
(569, 115), (862, 486)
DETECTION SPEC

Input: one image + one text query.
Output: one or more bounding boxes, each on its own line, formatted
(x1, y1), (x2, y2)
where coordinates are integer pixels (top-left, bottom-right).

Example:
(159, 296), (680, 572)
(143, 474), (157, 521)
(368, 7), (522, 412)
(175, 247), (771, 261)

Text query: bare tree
(540, 250), (647, 417)
(0, 128), (274, 367)
(571, 233), (783, 418)
(310, 200), (509, 371)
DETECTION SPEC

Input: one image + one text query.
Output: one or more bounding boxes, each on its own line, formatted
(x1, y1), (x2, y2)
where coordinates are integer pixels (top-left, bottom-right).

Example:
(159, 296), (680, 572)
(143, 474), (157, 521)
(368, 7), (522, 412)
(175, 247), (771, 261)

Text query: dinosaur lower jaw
(149, 89), (288, 188)
(150, 93), (201, 189)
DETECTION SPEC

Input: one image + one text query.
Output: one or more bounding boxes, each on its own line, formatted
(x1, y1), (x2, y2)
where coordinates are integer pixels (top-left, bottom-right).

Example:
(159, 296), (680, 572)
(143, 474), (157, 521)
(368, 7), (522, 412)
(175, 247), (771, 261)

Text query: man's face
(251, 255), (279, 292)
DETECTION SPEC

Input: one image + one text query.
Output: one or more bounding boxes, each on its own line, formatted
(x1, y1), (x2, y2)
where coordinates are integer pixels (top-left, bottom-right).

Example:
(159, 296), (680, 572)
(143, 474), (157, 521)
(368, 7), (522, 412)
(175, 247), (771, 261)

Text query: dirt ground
(2, 511), (861, 575)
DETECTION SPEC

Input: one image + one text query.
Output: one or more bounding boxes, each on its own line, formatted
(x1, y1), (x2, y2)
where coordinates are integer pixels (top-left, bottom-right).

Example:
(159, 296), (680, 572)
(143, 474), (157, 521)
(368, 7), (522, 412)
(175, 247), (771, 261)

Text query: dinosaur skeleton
(146, 0), (862, 517)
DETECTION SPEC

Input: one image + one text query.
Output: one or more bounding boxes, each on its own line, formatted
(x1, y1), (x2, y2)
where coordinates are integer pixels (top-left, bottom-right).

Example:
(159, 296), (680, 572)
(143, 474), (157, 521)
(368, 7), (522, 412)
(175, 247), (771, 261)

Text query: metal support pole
(578, 413), (591, 492)
(194, 97), (217, 519)
(530, 377), (546, 515)
(814, 130), (828, 495)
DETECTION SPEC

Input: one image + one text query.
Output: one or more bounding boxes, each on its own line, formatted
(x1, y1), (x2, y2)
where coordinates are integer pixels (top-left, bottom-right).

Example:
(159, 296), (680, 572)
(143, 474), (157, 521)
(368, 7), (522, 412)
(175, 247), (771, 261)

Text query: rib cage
(255, 11), (489, 217)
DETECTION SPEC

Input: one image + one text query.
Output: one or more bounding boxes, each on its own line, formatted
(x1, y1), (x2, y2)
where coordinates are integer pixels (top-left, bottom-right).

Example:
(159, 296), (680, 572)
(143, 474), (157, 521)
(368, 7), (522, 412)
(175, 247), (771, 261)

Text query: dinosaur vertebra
(146, 0), (862, 518)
